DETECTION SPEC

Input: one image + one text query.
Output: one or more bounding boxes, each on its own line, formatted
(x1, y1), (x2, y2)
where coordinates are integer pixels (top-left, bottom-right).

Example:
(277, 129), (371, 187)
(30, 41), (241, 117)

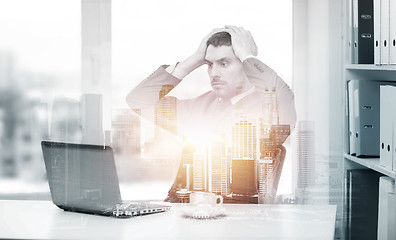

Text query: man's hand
(225, 25), (258, 62)
(171, 28), (226, 79)
(192, 27), (228, 66)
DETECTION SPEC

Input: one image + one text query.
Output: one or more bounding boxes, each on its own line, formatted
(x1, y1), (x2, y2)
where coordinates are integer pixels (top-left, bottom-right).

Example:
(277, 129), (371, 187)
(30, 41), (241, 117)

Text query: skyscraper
(261, 88), (279, 131)
(294, 121), (315, 202)
(50, 97), (81, 143)
(258, 125), (290, 203)
(257, 89), (286, 203)
(80, 94), (103, 145)
(231, 117), (257, 195)
(111, 108), (141, 181)
(143, 84), (180, 180)
(208, 136), (230, 196)
(192, 151), (206, 191)
(111, 108), (141, 157)
(257, 157), (274, 203)
(154, 85), (177, 138)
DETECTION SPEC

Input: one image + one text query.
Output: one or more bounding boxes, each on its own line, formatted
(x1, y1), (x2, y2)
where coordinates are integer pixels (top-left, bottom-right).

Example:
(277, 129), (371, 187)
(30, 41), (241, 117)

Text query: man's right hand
(170, 28), (226, 79)
(192, 28), (227, 66)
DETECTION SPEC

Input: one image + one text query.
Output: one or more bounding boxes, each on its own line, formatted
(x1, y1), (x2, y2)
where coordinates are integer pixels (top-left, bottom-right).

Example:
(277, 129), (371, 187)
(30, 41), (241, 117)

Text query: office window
(112, 0), (293, 198)
(0, 1), (80, 197)
(0, 0), (294, 200)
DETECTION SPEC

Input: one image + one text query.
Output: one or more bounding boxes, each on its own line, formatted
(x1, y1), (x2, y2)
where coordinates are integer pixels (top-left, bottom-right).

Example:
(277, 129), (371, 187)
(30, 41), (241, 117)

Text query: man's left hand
(225, 25), (258, 62)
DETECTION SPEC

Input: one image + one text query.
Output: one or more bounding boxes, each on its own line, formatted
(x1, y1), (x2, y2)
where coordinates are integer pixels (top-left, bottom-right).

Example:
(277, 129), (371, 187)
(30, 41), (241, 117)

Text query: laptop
(41, 141), (171, 218)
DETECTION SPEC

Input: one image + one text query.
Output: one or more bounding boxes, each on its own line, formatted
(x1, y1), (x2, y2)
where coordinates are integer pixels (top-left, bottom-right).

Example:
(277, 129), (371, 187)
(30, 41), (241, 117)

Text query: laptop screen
(41, 141), (122, 213)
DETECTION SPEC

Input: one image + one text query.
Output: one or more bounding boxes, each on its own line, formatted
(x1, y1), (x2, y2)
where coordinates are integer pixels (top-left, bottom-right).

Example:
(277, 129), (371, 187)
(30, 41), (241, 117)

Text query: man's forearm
(126, 54), (202, 110)
(126, 66), (182, 110)
(169, 55), (203, 79)
(243, 57), (297, 130)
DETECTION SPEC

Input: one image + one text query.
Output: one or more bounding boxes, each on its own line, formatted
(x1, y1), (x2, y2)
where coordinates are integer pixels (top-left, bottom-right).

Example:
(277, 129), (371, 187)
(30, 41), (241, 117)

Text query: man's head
(205, 31), (251, 100)
(206, 32), (232, 47)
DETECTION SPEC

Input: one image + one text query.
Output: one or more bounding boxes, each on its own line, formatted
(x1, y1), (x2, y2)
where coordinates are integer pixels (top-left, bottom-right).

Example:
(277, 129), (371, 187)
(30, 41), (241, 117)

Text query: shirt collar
(229, 86), (256, 105)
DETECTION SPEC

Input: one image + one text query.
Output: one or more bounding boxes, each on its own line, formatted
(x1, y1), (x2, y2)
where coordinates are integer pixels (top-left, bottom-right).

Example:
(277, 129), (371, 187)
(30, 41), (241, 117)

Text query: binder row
(347, 80), (396, 159)
(374, 0), (396, 64)
(348, 0), (396, 64)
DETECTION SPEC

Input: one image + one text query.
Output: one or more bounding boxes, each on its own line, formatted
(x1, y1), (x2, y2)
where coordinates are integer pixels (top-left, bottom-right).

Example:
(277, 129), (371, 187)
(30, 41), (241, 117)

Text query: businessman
(126, 26), (296, 202)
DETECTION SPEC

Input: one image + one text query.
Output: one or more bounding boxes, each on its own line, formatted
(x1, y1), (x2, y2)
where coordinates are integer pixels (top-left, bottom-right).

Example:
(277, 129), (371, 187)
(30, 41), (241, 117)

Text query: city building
(14, 102), (49, 181)
(154, 85), (177, 138)
(294, 121), (316, 203)
(111, 108), (141, 181)
(231, 117), (257, 196)
(50, 97), (81, 144)
(208, 136), (230, 196)
(192, 151), (206, 192)
(80, 94), (103, 145)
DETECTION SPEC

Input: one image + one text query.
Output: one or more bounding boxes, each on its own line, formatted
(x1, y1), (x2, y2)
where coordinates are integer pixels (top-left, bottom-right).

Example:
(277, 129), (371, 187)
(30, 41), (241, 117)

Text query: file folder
(393, 113), (396, 171)
(350, 80), (396, 157)
(374, 0), (381, 65)
(381, 0), (390, 64)
(390, 0), (396, 64)
(348, 0), (355, 64)
(378, 176), (395, 240)
(380, 85), (394, 170)
(352, 80), (381, 157)
(348, 80), (356, 155)
(388, 192), (396, 240)
(345, 86), (350, 154)
(346, 169), (382, 240)
(352, 0), (374, 64)
(352, 0), (359, 63)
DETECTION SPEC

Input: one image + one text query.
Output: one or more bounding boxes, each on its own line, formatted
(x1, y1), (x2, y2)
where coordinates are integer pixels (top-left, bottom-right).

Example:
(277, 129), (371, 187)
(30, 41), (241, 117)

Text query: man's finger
(212, 27), (228, 34)
(225, 25), (239, 33)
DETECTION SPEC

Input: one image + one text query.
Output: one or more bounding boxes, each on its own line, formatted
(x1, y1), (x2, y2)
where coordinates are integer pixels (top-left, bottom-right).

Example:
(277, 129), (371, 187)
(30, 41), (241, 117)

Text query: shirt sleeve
(126, 65), (182, 109)
(243, 57), (297, 131)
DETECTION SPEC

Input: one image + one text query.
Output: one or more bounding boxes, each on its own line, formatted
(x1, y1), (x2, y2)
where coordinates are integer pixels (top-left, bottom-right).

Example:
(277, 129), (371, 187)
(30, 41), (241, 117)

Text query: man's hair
(206, 32), (232, 47)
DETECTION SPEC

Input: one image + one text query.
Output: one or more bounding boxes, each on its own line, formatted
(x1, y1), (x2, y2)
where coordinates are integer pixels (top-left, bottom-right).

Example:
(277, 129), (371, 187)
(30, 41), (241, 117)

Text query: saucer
(181, 205), (225, 219)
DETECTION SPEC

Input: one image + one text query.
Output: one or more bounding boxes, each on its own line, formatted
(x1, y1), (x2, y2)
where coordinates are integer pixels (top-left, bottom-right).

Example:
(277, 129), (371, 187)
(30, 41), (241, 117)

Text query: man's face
(205, 45), (249, 99)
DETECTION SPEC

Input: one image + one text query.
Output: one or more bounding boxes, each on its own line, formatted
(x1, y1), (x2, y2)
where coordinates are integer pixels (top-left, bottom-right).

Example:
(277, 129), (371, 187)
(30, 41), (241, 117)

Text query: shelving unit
(345, 64), (396, 70)
(342, 0), (396, 239)
(344, 153), (395, 178)
(345, 67), (396, 81)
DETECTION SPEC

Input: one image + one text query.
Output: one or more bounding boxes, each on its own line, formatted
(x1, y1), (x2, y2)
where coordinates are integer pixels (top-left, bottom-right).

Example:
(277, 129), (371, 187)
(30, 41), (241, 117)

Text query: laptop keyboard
(113, 202), (171, 218)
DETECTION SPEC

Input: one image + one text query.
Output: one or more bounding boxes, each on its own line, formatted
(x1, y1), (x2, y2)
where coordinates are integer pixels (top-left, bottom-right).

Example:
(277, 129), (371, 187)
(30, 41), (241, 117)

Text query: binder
(393, 111), (396, 171)
(377, 176), (395, 240)
(374, 0), (381, 65)
(346, 169), (382, 240)
(348, 0), (355, 64)
(346, 85), (351, 154)
(348, 80), (356, 155)
(390, 0), (396, 64)
(388, 192), (396, 240)
(352, 0), (359, 63)
(350, 80), (396, 157)
(352, 0), (374, 64)
(352, 80), (381, 157)
(381, 0), (390, 64)
(380, 85), (394, 170)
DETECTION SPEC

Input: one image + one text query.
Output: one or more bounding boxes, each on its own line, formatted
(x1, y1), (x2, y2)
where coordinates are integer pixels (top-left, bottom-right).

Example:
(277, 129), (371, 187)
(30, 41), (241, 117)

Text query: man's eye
(221, 62), (228, 67)
(207, 63), (213, 68)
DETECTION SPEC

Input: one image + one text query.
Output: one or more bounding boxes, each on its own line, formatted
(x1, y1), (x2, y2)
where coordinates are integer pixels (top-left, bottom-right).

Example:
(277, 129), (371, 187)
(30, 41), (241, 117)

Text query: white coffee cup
(189, 191), (223, 206)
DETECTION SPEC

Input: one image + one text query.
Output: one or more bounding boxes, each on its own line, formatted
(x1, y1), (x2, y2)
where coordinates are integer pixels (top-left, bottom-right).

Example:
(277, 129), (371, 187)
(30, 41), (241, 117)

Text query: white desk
(0, 200), (336, 240)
